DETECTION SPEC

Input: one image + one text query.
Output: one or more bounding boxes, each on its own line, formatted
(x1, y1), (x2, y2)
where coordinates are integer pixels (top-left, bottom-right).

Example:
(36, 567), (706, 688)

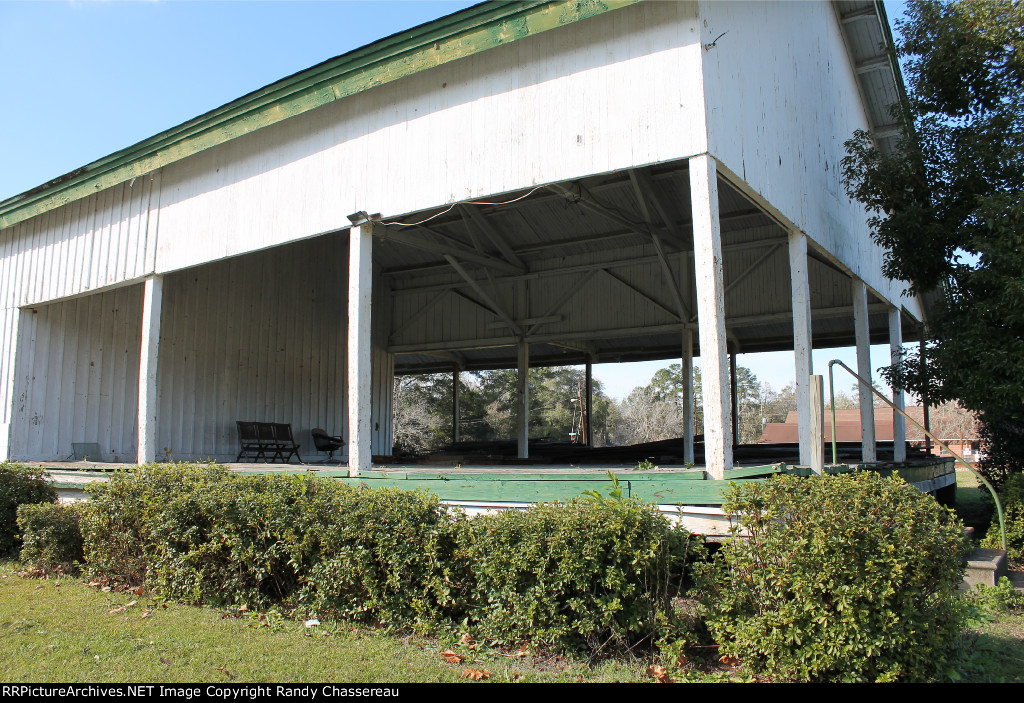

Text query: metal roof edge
(0, 0), (639, 231)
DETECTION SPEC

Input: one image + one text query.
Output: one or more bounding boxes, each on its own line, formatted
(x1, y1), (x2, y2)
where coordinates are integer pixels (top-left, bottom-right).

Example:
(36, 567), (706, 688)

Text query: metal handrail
(828, 359), (1006, 551)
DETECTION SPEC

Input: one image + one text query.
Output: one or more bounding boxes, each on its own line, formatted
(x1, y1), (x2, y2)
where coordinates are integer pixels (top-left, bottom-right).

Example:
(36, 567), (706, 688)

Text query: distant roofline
(0, 0), (638, 230)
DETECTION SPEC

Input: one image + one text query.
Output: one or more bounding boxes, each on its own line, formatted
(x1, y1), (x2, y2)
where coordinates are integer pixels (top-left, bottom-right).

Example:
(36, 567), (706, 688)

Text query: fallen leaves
(718, 654), (740, 668)
(216, 666), (234, 680)
(645, 665), (674, 683)
(461, 668), (490, 680)
(440, 650), (463, 663)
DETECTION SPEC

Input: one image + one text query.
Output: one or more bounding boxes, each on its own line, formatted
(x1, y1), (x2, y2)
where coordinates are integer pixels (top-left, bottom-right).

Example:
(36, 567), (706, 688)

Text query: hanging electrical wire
(381, 186), (543, 227)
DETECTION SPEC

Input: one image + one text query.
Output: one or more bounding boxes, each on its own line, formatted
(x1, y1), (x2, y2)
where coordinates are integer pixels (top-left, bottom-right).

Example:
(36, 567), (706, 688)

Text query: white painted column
(517, 338), (529, 459)
(689, 154), (732, 479)
(137, 275), (164, 465)
(810, 375), (825, 474)
(920, 331), (932, 454)
(729, 351), (738, 443)
(348, 222), (374, 476)
(852, 280), (876, 462)
(788, 229), (814, 466)
(584, 357), (593, 446)
(889, 308), (906, 462)
(453, 366), (461, 444)
(682, 329), (695, 465)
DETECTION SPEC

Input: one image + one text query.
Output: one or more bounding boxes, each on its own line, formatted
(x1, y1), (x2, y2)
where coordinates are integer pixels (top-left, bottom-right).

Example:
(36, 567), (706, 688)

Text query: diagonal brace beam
(444, 255), (522, 336)
(628, 170), (691, 321)
(459, 205), (527, 272)
(377, 226), (522, 275)
(527, 269), (597, 336)
(599, 269), (685, 323)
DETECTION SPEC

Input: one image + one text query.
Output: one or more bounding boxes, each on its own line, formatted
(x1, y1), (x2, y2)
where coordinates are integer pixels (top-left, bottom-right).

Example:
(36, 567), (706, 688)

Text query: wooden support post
(788, 229), (814, 466)
(348, 222), (374, 476)
(453, 365), (461, 444)
(517, 338), (529, 459)
(688, 154), (732, 479)
(730, 351), (738, 445)
(137, 274), (163, 465)
(920, 331), (931, 454)
(585, 356), (593, 447)
(810, 374), (825, 475)
(682, 329), (695, 465)
(889, 308), (906, 462)
(852, 280), (876, 462)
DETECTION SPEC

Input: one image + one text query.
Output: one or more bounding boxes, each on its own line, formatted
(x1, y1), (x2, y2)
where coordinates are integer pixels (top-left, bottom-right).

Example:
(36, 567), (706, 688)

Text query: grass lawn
(0, 562), (648, 683)
(2, 470), (1021, 684)
(955, 467), (996, 539)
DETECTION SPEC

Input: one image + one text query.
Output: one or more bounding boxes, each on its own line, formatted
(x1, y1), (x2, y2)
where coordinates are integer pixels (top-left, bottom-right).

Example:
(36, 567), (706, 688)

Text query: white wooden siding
(153, 1), (706, 274)
(9, 286), (143, 461)
(0, 173), (161, 310)
(154, 234), (351, 462)
(700, 0), (917, 317)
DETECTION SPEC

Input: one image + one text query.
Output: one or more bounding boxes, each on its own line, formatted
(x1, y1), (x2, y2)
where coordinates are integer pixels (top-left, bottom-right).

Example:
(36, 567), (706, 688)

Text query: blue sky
(0, 0), (913, 402)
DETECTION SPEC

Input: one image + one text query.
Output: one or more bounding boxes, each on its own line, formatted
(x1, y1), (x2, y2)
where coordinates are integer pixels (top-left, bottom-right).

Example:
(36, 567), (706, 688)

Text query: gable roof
(0, 0), (906, 231)
(0, 0), (638, 230)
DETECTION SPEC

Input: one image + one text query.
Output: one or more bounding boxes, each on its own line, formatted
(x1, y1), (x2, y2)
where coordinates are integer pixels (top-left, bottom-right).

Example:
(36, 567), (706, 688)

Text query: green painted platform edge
(723, 463), (787, 479)
(0, 0), (639, 229)
(329, 476), (763, 506)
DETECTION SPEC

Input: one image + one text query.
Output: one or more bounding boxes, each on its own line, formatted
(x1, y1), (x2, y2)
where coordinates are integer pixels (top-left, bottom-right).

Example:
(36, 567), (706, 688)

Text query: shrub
(81, 462), (229, 585)
(981, 472), (1024, 564)
(81, 463), (473, 624)
(145, 470), (314, 607)
(697, 472), (967, 682)
(297, 486), (474, 627)
(468, 497), (699, 652)
(0, 462), (57, 556)
(76, 462), (702, 652)
(17, 502), (84, 573)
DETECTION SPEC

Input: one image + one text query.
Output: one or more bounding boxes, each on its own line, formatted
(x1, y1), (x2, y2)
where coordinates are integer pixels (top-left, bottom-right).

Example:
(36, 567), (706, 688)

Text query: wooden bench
(236, 421), (302, 463)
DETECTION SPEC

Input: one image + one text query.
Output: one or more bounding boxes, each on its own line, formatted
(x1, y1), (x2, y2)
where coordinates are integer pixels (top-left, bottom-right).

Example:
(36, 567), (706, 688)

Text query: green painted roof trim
(0, 0), (639, 231)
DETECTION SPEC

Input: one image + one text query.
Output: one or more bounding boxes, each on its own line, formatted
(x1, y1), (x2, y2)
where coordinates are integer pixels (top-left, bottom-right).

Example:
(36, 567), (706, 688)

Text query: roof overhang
(833, 0), (911, 155)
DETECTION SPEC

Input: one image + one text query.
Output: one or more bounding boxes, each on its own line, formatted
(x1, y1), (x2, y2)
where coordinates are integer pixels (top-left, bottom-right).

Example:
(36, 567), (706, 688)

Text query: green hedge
(72, 463), (697, 652)
(298, 485), (473, 627)
(80, 463), (226, 585)
(0, 462), (58, 556)
(17, 502), (84, 573)
(696, 472), (967, 682)
(469, 497), (698, 651)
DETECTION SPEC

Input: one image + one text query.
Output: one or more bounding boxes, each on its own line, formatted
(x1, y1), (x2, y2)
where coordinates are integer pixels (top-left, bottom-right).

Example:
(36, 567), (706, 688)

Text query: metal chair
(311, 428), (344, 463)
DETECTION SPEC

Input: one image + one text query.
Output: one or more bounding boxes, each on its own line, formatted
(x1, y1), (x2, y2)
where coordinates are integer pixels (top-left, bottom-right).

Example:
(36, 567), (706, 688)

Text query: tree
(613, 364), (789, 445)
(393, 366), (614, 453)
(842, 0), (1024, 485)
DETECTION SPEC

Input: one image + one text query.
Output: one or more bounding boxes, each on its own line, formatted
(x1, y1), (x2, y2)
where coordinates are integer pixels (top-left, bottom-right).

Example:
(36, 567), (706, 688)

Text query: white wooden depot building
(0, 0), (921, 478)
